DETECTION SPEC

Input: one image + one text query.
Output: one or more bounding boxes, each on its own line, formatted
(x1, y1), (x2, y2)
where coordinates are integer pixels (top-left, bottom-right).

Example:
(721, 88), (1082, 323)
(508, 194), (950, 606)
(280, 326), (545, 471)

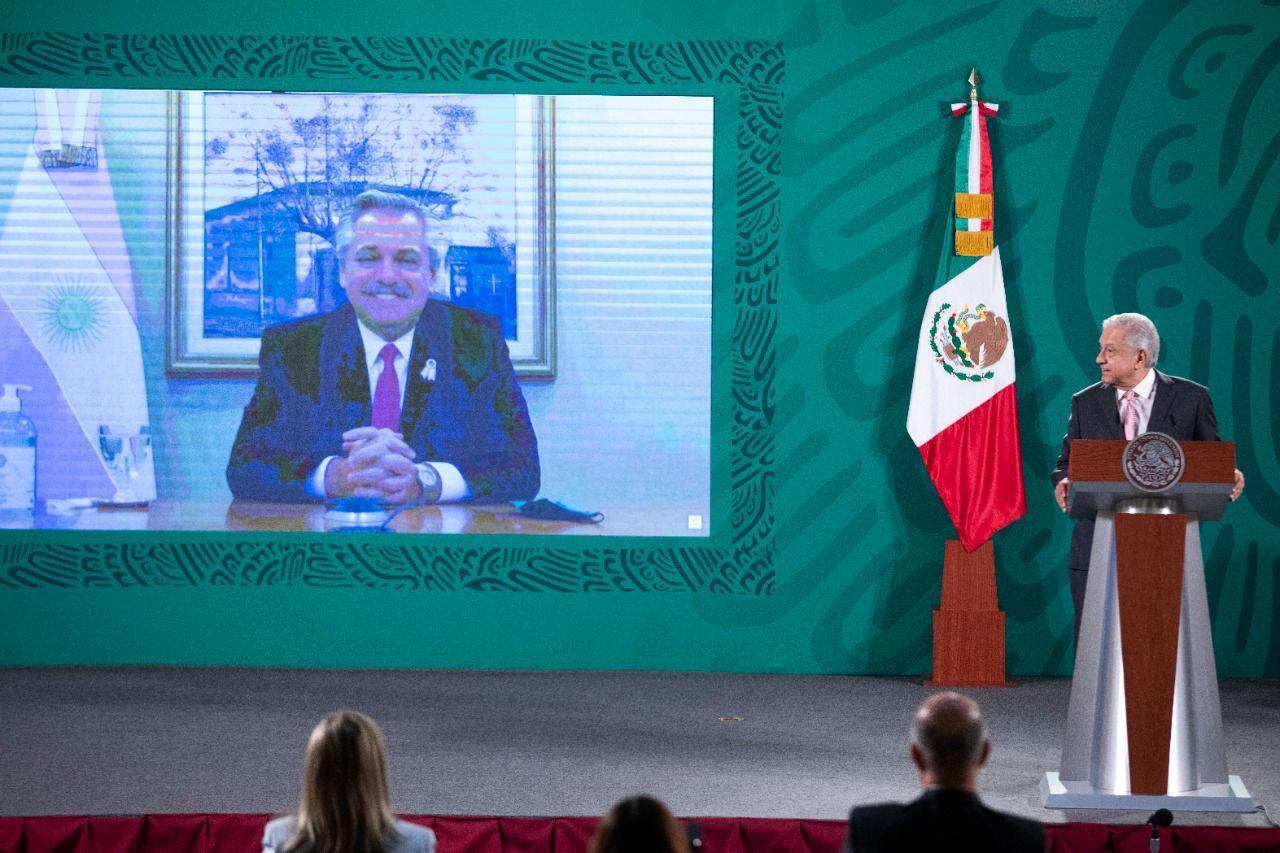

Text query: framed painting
(166, 90), (555, 377)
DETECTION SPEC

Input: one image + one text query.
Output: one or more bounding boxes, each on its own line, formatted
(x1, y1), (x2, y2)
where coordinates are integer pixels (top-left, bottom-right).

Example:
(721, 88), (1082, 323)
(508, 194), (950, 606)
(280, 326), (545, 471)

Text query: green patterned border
(0, 34), (781, 594)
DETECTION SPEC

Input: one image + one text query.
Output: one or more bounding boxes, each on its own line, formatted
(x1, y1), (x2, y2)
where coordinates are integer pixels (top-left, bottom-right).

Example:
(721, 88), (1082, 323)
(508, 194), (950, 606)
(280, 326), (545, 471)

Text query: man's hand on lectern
(1054, 478), (1070, 513)
(1232, 468), (1245, 502)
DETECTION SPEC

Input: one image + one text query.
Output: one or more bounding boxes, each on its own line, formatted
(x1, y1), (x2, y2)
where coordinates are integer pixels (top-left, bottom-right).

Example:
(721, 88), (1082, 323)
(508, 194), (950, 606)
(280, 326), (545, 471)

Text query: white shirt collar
(1117, 368), (1157, 399)
(356, 320), (415, 371)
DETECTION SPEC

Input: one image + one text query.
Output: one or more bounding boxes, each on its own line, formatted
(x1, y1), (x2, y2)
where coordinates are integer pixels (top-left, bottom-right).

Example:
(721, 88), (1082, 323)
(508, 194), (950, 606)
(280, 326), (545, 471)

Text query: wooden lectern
(1041, 437), (1252, 810)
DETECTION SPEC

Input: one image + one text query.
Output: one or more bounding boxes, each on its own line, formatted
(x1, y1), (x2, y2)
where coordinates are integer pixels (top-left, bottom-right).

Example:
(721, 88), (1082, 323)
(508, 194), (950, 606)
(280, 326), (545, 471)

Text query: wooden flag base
(925, 539), (1014, 687)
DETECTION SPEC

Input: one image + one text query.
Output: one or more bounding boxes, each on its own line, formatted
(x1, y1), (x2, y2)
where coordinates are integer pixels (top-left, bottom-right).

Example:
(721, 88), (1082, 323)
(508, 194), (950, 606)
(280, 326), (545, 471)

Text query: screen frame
(0, 33), (782, 597)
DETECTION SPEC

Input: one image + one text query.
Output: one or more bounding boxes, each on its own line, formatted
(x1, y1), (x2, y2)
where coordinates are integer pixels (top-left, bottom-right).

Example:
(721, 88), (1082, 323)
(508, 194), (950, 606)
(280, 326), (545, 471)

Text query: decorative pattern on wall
(772, 0), (1278, 676)
(0, 35), (783, 593)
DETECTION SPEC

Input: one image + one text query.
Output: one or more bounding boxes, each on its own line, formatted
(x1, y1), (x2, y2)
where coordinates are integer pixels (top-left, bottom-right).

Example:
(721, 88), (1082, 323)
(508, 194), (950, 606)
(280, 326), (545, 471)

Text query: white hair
(1102, 312), (1160, 367)
(334, 189), (427, 261)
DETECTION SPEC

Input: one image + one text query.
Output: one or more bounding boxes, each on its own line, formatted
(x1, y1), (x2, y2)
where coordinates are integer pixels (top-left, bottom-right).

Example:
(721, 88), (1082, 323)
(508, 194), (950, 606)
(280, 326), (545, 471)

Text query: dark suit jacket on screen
(1051, 370), (1220, 633)
(844, 789), (1044, 853)
(227, 299), (539, 503)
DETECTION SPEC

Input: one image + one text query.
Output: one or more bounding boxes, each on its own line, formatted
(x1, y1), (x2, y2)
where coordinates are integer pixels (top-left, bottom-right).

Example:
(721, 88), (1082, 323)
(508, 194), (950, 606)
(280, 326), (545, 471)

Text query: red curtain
(1, 815), (1277, 852)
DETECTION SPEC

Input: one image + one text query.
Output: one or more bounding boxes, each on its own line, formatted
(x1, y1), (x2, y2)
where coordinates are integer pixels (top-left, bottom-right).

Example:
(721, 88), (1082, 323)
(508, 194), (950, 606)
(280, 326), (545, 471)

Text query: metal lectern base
(1040, 771), (1255, 812)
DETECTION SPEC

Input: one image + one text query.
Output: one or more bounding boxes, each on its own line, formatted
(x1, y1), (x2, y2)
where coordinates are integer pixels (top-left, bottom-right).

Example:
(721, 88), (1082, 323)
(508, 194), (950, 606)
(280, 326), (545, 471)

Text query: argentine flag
(0, 89), (155, 506)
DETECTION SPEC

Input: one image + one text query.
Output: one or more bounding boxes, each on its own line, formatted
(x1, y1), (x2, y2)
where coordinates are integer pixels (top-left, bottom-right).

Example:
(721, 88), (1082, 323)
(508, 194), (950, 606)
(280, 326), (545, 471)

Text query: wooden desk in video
(27, 501), (705, 537)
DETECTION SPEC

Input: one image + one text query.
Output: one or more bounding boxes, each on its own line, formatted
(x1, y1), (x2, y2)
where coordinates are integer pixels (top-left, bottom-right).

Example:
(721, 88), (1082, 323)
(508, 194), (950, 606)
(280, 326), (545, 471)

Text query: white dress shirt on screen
(305, 321), (468, 501)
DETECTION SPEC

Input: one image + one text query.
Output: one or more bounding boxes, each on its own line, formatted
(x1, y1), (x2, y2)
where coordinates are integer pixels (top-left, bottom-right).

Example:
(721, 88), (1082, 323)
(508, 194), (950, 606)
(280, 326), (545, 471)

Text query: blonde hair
(285, 711), (400, 853)
(588, 795), (691, 853)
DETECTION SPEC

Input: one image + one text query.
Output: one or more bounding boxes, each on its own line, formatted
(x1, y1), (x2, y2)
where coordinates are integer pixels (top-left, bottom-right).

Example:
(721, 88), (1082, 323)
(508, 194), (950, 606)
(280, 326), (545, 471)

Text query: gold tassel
(955, 230), (994, 256)
(955, 192), (993, 219)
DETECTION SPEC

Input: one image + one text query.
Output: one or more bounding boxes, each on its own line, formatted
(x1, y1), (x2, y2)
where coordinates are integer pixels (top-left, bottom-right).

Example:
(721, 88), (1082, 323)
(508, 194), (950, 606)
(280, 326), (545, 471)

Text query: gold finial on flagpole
(968, 68), (981, 101)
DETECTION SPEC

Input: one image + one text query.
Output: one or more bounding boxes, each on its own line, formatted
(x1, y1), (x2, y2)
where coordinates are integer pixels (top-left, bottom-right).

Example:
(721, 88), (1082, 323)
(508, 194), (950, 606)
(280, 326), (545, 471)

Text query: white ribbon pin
(420, 358), (437, 382)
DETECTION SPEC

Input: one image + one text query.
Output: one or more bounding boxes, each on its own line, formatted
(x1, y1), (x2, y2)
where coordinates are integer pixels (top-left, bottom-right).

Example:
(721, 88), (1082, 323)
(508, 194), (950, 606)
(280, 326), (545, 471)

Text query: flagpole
(915, 69), (1020, 687)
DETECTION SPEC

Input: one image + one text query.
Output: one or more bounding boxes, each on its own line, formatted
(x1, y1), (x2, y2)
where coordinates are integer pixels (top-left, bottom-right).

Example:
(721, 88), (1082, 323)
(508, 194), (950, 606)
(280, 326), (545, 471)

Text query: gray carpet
(0, 668), (1276, 828)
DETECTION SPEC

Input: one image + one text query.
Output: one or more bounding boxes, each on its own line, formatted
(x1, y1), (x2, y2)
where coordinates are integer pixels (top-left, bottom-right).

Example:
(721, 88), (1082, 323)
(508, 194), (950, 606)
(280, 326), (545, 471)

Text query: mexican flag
(905, 88), (1025, 551)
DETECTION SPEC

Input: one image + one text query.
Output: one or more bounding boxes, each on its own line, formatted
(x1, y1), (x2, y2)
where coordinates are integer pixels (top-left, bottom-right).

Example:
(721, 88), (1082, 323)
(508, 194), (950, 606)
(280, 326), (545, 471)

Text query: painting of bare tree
(168, 91), (552, 376)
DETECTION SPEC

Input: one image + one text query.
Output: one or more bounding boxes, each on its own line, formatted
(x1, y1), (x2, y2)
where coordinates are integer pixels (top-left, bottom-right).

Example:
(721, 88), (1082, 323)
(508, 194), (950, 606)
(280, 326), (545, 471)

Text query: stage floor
(1, 668), (1276, 828)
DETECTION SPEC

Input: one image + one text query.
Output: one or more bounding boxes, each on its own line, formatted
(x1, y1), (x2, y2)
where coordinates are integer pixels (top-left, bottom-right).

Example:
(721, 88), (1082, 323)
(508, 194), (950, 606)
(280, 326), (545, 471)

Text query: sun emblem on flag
(928, 302), (1009, 382)
(39, 279), (106, 352)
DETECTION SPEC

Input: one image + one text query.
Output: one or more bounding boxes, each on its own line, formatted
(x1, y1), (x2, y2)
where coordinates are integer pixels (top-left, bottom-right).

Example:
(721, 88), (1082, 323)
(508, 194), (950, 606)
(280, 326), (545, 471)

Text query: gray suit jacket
(262, 816), (436, 853)
(1052, 370), (1221, 576)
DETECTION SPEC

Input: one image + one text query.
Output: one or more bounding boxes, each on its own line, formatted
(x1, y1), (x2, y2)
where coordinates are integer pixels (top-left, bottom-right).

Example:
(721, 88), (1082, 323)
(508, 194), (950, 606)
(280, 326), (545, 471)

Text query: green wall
(1, 0), (1277, 677)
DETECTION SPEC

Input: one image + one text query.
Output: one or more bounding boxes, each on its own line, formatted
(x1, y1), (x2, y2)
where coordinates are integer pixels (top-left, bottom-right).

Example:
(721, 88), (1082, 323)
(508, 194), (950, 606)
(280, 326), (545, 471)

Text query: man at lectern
(844, 693), (1044, 852)
(1051, 312), (1244, 636)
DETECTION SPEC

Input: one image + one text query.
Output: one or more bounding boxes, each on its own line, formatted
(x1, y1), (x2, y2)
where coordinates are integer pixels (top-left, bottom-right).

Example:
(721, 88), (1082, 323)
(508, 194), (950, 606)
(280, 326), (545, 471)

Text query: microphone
(1147, 808), (1173, 853)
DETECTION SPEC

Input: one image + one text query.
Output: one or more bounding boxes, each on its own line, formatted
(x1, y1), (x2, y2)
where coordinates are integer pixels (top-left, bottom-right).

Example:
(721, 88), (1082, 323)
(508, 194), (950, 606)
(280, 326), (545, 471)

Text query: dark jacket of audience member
(263, 710), (436, 853)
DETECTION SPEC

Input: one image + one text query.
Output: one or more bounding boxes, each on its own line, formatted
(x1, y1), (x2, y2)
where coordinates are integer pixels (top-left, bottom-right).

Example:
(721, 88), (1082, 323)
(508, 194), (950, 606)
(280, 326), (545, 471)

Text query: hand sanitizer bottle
(0, 384), (37, 520)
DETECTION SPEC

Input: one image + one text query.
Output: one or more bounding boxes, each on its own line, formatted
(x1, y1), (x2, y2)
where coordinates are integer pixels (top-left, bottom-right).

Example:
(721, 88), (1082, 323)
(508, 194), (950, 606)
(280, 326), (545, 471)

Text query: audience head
(908, 692), (990, 791)
(589, 795), (691, 853)
(289, 710), (398, 853)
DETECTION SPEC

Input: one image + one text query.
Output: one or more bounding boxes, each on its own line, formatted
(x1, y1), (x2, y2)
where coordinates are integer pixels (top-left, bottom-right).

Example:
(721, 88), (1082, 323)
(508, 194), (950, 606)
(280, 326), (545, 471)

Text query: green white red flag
(905, 79), (1025, 551)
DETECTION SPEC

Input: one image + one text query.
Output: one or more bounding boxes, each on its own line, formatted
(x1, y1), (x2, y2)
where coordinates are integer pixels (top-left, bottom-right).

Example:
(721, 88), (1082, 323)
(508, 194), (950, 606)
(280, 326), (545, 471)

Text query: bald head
(909, 692), (989, 789)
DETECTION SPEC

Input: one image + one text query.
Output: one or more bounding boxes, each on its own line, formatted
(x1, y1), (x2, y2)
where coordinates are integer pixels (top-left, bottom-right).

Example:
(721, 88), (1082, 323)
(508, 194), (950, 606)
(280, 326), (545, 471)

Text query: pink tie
(371, 344), (401, 430)
(1122, 389), (1138, 440)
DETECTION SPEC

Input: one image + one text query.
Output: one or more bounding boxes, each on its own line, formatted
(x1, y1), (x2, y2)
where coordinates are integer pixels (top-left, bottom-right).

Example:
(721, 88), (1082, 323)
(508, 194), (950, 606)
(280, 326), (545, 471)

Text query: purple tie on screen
(372, 344), (401, 430)
(1122, 389), (1138, 440)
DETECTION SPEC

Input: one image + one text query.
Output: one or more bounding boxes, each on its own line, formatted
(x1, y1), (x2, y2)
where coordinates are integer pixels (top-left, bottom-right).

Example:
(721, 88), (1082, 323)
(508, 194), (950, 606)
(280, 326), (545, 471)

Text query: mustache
(360, 282), (413, 298)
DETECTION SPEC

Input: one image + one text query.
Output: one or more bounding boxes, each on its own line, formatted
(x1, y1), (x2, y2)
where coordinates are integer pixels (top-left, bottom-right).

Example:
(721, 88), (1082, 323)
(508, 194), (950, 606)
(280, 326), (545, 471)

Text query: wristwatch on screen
(415, 462), (443, 504)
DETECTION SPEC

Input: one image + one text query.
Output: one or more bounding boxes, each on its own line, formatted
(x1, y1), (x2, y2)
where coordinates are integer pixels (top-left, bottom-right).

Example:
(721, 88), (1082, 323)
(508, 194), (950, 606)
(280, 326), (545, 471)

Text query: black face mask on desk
(516, 499), (603, 524)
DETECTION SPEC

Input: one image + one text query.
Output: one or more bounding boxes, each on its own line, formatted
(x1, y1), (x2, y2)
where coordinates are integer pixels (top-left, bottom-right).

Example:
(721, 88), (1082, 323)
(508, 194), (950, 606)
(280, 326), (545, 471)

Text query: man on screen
(226, 189), (539, 504)
(1051, 312), (1243, 637)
